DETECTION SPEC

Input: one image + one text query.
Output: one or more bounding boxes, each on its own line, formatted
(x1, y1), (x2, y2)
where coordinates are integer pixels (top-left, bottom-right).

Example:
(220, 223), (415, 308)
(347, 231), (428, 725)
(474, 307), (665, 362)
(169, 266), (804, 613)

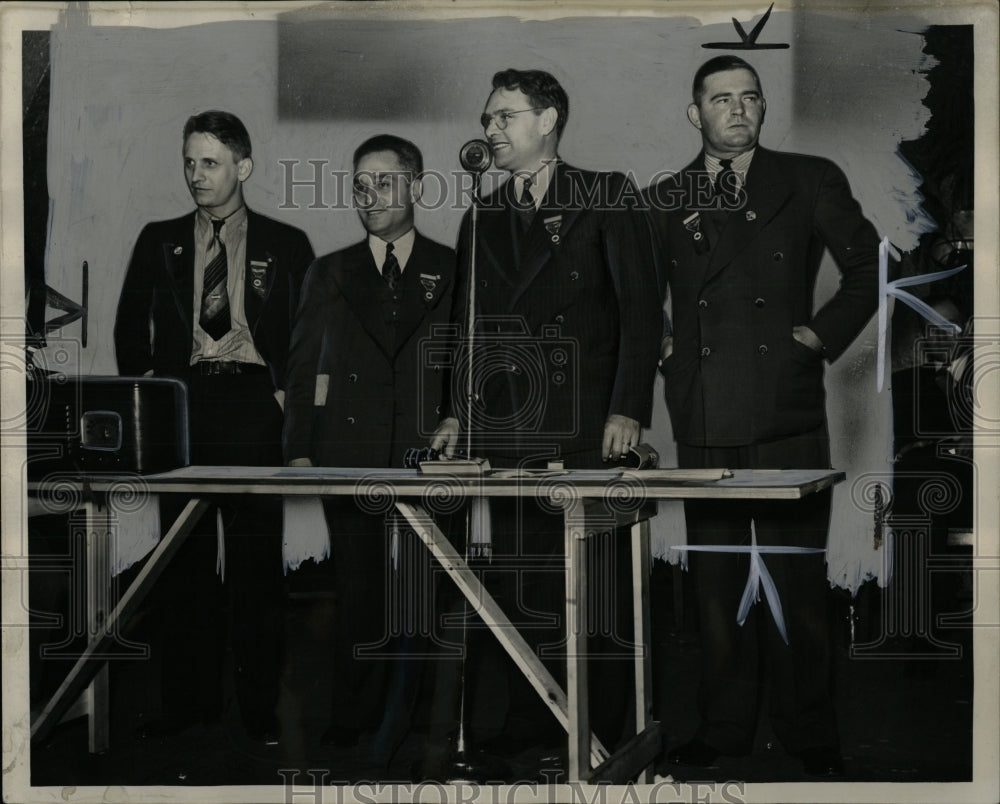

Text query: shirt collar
(704, 149), (755, 184)
(369, 227), (416, 273)
(196, 205), (247, 242)
(513, 157), (557, 210)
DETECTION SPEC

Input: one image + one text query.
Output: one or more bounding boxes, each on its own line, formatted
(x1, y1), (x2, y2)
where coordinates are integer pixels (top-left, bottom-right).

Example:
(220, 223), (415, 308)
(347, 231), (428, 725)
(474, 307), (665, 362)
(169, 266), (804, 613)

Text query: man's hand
(430, 417), (461, 458)
(602, 414), (640, 461)
(792, 325), (824, 353)
(288, 457), (313, 467)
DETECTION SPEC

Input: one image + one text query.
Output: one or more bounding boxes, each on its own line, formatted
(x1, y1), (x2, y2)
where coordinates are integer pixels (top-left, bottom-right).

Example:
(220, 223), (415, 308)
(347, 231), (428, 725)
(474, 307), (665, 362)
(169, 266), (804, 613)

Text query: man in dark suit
(647, 56), (880, 776)
(114, 110), (314, 742)
(431, 69), (662, 755)
(283, 134), (456, 751)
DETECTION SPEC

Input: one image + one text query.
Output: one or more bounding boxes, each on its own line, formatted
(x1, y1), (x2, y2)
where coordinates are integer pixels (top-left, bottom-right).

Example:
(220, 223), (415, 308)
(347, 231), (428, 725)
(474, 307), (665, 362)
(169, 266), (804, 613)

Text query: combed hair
(353, 134), (424, 177)
(491, 68), (569, 139)
(692, 56), (763, 104)
(183, 110), (252, 160)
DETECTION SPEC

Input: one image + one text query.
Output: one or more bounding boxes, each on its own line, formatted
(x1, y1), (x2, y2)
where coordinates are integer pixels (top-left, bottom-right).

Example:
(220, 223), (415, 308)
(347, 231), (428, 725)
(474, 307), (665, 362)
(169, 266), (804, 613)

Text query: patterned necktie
(199, 218), (231, 341)
(516, 176), (535, 228)
(383, 241), (402, 290)
(716, 158), (739, 208)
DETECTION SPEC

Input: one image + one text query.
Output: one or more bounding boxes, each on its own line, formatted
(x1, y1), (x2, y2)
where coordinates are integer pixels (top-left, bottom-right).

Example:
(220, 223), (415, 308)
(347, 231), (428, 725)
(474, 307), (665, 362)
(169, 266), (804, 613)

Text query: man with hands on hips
(647, 55), (879, 777)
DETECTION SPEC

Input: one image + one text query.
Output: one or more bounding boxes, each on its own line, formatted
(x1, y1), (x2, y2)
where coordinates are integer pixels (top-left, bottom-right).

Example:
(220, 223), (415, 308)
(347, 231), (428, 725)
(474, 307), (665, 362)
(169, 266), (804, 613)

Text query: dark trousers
(154, 370), (285, 732)
(470, 498), (634, 749)
(678, 427), (838, 755)
(325, 502), (435, 736)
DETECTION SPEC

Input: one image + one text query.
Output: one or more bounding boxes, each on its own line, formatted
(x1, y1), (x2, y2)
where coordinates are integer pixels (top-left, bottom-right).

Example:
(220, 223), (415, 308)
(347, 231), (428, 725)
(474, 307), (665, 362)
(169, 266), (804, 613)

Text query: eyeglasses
(480, 107), (545, 131)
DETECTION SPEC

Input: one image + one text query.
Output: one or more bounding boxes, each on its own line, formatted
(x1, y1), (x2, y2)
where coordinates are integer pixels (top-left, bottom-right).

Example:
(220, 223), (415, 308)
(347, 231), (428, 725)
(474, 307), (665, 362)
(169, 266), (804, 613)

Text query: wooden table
(28, 466), (843, 783)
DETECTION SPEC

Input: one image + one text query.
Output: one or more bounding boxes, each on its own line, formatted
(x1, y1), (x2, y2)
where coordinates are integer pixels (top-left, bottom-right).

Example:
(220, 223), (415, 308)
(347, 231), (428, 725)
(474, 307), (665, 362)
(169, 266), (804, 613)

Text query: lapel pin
(544, 214), (563, 244)
(746, 210), (757, 222)
(173, 246), (183, 255)
(420, 273), (440, 295)
(249, 264), (268, 297)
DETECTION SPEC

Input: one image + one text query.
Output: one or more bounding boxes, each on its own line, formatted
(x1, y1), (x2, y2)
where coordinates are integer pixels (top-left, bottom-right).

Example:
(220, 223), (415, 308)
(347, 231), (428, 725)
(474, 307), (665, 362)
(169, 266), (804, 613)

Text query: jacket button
(348, 373), (358, 382)
(670, 259), (678, 268)
(772, 251), (784, 262)
(435, 405), (441, 415)
(569, 271), (580, 280)
(758, 344), (769, 355)
(347, 416), (356, 425)
(700, 346), (711, 358)
(555, 314), (565, 324)
(481, 279), (488, 288)
(698, 299), (709, 309)
(755, 297), (765, 307)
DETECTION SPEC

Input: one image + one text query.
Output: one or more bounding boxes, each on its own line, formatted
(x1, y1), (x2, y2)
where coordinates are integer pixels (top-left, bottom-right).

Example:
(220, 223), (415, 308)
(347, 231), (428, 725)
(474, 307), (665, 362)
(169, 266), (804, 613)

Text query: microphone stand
(444, 144), (506, 783)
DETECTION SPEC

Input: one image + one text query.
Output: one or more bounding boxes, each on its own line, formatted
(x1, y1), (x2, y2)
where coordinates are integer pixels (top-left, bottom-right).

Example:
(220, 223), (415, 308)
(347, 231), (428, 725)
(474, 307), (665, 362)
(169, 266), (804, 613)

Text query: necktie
(716, 158), (739, 208)
(383, 242), (402, 290)
(199, 218), (231, 341)
(516, 176), (535, 228)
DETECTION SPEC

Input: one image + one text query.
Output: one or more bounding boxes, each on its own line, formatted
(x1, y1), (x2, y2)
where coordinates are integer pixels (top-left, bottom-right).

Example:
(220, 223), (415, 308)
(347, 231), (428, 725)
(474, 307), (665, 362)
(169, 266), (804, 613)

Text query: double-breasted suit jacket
(283, 233), (456, 469)
(648, 146), (880, 449)
(114, 209), (315, 390)
(451, 161), (662, 467)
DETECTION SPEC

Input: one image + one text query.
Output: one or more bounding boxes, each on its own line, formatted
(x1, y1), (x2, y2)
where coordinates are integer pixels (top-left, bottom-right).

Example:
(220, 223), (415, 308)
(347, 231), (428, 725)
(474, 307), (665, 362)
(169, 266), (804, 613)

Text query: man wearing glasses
(283, 134), (456, 753)
(431, 69), (661, 761)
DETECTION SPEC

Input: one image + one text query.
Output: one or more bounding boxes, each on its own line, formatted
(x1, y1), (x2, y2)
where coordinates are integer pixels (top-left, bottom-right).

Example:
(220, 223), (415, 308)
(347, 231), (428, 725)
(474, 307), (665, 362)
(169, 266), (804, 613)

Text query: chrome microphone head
(459, 139), (492, 173)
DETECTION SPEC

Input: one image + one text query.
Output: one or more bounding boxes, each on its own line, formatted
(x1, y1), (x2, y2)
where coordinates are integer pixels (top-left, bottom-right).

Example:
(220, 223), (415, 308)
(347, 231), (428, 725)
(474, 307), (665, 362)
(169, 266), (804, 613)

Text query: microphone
(459, 139), (492, 173)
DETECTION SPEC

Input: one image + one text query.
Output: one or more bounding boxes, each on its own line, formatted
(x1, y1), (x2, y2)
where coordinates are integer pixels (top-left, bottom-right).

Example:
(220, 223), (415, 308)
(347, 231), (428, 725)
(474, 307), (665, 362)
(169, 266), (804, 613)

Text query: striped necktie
(199, 218), (231, 340)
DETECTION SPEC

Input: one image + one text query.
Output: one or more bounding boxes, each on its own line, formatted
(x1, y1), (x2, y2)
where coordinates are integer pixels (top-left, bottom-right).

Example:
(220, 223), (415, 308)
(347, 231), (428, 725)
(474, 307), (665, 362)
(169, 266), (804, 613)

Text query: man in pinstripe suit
(431, 68), (662, 758)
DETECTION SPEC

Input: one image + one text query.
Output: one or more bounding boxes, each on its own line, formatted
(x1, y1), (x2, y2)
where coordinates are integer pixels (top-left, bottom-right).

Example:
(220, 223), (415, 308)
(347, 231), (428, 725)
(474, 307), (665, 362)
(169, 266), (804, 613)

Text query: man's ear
(409, 176), (423, 204)
(237, 157), (254, 182)
(539, 106), (558, 137)
(686, 103), (702, 131)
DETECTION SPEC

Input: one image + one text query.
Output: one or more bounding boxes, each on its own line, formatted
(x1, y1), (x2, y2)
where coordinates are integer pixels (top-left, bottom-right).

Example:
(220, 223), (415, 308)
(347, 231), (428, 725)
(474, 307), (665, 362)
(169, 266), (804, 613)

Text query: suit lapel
(162, 213), (196, 332)
(332, 241), (394, 359)
(475, 183), (520, 292)
(244, 210), (278, 334)
(392, 234), (452, 354)
(703, 148), (793, 285)
(508, 161), (580, 312)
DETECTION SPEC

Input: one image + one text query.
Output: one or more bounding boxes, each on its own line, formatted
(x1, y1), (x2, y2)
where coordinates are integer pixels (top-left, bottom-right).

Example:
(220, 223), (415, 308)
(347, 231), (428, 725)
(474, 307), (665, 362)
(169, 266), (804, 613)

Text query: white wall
(39, 5), (934, 589)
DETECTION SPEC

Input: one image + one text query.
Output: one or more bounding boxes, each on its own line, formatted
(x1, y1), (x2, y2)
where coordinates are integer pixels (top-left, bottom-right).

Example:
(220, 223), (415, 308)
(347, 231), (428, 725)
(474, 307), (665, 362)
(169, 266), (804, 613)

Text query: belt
(193, 361), (268, 376)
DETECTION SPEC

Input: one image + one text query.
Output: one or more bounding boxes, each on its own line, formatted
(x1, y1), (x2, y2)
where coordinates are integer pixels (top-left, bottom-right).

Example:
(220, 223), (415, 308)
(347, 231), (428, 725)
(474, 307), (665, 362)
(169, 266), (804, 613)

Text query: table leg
(85, 499), (111, 753)
(32, 498), (210, 747)
(394, 501), (609, 772)
(631, 519), (653, 782)
(565, 497), (590, 781)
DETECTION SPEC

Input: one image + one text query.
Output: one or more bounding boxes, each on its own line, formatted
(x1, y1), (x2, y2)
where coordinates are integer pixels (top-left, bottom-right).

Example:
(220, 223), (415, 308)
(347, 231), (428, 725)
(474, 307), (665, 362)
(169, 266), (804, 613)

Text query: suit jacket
(449, 161), (662, 467)
(114, 209), (315, 390)
(282, 232), (456, 469)
(647, 146), (879, 447)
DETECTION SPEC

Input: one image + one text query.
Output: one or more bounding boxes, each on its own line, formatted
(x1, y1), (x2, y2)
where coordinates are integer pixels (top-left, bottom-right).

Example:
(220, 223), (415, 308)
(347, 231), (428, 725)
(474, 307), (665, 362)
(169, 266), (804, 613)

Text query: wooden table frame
(28, 466), (843, 783)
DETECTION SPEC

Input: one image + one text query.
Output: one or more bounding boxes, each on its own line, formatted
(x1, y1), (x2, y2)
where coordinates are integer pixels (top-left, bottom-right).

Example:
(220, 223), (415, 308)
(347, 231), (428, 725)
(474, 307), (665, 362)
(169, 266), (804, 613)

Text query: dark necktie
(715, 158), (739, 208)
(516, 176), (535, 228)
(383, 242), (402, 290)
(199, 218), (231, 341)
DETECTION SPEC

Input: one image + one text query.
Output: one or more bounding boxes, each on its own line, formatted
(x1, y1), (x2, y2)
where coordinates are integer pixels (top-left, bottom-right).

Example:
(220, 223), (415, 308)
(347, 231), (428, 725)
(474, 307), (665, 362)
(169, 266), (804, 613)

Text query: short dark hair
(183, 110), (252, 161)
(491, 68), (569, 139)
(692, 56), (763, 104)
(353, 134), (424, 177)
